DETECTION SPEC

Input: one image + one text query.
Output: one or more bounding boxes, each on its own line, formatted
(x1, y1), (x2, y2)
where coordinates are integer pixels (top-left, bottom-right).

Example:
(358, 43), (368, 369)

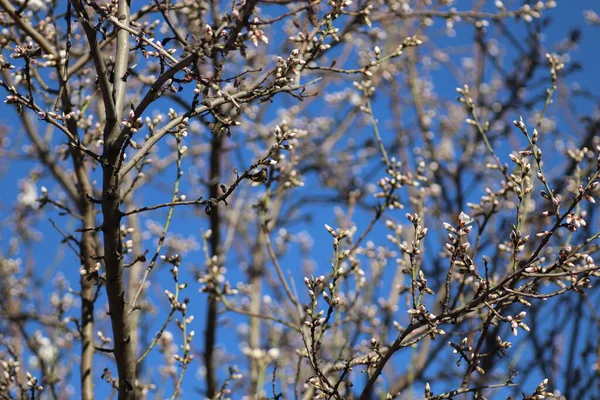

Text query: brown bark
(204, 132), (223, 397)
(102, 155), (137, 399)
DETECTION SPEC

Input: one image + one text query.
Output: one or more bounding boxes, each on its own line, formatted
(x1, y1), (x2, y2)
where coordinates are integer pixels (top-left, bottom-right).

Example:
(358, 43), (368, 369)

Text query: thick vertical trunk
(101, 0), (134, 395)
(204, 133), (223, 397)
(124, 197), (144, 363)
(102, 158), (137, 400)
(77, 171), (97, 400)
(65, 97), (97, 400)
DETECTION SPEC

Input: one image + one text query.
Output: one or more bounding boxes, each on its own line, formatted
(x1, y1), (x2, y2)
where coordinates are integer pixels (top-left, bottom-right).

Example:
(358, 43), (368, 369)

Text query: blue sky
(1, 0), (600, 398)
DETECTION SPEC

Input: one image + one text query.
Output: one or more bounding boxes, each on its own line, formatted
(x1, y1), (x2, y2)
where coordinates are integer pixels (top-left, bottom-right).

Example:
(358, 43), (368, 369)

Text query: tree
(0, 0), (599, 398)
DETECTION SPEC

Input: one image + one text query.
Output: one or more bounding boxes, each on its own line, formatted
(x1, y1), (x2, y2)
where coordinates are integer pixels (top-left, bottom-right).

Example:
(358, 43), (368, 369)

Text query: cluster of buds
(263, 124), (306, 187)
(274, 48), (306, 86)
(164, 289), (189, 313)
(304, 308), (326, 328)
(96, 0), (119, 14)
(179, 329), (195, 352)
(198, 255), (224, 290)
(288, 31), (309, 44)
(407, 211), (427, 234)
(467, 186), (503, 213)
(122, 110), (143, 133)
(507, 311), (529, 336)
(374, 158), (414, 209)
(516, 1), (555, 22)
(496, 335), (512, 356)
(139, 37), (177, 59)
(298, 12), (334, 52)
(509, 227), (530, 253)
(197, 251), (237, 296)
(565, 211), (587, 232)
(443, 12), (462, 35)
(214, 366), (243, 397)
(10, 42), (40, 59)
(545, 52), (565, 84)
(145, 114), (164, 131)
(385, 158), (410, 191)
(130, 16), (160, 29)
(456, 84), (475, 109)
(322, 22), (340, 43)
(565, 146), (588, 164)
(4, 91), (21, 105)
(168, 108), (179, 120)
(385, 219), (409, 253)
(324, 223), (351, 250)
(172, 351), (194, 365)
(0, 53), (15, 71)
(241, 347), (280, 363)
(413, 270), (434, 296)
(0, 358), (20, 391)
(512, 116), (540, 151)
(511, 117), (566, 218)
(80, 262), (101, 276)
(273, 123), (304, 142)
(407, 303), (436, 322)
(303, 275), (336, 328)
(175, 116), (190, 140)
(162, 253), (182, 267)
(395, 35), (423, 56)
(305, 376), (329, 399)
(575, 252), (596, 271)
(350, 40), (420, 102)
(387, 213), (426, 264)
(508, 151), (534, 200)
(539, 189), (560, 217)
(523, 257), (547, 274)
(450, 337), (472, 355)
(558, 246), (573, 266)
(443, 212), (475, 273)
(567, 273), (592, 291)
(120, 224), (136, 247)
(321, 286), (341, 307)
(449, 338), (485, 374)
(248, 19), (269, 47)
(358, 3), (374, 26)
(304, 275), (327, 301)
(26, 372), (43, 392)
(525, 378), (554, 400)
(384, 219), (403, 236)
(271, 124), (295, 151)
(353, 79), (374, 97)
(37, 110), (76, 121)
(326, 0), (354, 20)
